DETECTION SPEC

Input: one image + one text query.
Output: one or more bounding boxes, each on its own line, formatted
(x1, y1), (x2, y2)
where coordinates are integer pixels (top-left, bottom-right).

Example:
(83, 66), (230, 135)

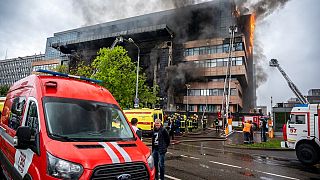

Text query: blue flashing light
(36, 69), (103, 83)
(294, 104), (309, 107)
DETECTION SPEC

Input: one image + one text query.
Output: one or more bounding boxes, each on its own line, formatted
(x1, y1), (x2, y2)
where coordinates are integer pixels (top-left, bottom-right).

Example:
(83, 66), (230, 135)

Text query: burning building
(46, 0), (255, 113)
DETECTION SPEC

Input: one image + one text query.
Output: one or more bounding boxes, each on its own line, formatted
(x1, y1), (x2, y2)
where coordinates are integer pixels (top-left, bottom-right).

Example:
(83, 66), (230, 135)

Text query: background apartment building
(0, 54), (45, 86)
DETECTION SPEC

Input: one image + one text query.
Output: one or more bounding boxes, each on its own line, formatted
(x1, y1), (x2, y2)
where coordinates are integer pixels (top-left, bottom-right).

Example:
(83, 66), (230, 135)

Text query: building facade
(31, 59), (61, 72)
(45, 0), (254, 113)
(0, 54), (45, 86)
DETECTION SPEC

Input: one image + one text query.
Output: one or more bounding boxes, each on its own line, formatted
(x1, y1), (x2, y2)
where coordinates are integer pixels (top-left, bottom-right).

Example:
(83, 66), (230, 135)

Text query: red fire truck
(283, 104), (320, 165)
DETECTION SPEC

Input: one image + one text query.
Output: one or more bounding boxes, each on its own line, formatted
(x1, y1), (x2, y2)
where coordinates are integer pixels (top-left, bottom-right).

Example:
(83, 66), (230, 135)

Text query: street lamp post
(185, 84), (190, 116)
(128, 38), (140, 108)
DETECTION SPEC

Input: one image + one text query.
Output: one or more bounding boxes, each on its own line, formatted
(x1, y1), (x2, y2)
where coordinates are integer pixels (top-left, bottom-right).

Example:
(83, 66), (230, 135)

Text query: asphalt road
(147, 138), (320, 180)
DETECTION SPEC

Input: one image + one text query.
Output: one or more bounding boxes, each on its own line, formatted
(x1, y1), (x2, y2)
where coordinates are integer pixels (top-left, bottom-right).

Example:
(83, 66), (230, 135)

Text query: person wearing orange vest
(243, 120), (251, 144)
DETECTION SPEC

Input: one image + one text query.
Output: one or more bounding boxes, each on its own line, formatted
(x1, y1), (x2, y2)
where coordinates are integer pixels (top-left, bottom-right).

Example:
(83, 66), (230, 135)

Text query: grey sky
(0, 0), (319, 111)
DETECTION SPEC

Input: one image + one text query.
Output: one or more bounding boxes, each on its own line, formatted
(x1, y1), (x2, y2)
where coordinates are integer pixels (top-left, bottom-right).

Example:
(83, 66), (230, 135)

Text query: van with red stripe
(283, 104), (320, 165)
(0, 70), (155, 179)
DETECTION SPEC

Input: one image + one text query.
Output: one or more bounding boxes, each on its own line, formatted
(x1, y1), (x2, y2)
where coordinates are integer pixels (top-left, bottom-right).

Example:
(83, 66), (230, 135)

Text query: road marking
(167, 152), (173, 155)
(209, 161), (242, 169)
(199, 163), (210, 169)
(208, 161), (299, 180)
(172, 144), (300, 180)
(189, 156), (199, 160)
(165, 174), (181, 180)
(256, 170), (300, 180)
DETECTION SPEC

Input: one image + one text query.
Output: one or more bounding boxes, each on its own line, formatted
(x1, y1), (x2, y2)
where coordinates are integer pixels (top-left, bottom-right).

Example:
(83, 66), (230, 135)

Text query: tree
(0, 85), (10, 96)
(51, 64), (69, 74)
(76, 46), (158, 108)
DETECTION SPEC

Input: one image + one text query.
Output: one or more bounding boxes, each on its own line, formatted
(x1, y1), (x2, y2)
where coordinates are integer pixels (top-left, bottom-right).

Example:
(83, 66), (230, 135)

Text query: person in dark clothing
(249, 120), (254, 144)
(152, 119), (170, 180)
(169, 119), (175, 140)
(261, 118), (267, 142)
(214, 118), (219, 132)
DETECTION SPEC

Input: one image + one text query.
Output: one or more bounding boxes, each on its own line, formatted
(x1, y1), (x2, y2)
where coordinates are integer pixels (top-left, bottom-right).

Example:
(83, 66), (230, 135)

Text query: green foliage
(51, 64), (69, 74)
(87, 46), (158, 108)
(72, 61), (94, 77)
(0, 85), (10, 96)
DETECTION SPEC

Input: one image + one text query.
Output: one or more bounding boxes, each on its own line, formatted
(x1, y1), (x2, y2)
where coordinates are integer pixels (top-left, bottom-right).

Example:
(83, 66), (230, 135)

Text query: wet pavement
(145, 129), (320, 180)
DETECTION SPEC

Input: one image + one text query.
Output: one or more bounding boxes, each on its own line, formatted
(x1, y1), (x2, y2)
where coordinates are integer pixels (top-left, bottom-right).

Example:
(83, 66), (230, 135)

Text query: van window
(25, 101), (39, 131)
(159, 113), (163, 121)
(153, 114), (157, 121)
(25, 101), (40, 153)
(290, 114), (306, 124)
(8, 97), (26, 130)
(43, 97), (134, 142)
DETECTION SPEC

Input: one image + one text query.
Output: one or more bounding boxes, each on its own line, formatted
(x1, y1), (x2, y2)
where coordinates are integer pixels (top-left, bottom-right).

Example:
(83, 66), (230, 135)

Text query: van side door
(13, 99), (41, 178)
(2, 97), (26, 164)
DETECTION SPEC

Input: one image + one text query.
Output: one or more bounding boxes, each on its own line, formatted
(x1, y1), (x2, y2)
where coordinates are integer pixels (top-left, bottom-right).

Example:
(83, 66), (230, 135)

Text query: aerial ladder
(221, 25), (238, 135)
(269, 59), (309, 104)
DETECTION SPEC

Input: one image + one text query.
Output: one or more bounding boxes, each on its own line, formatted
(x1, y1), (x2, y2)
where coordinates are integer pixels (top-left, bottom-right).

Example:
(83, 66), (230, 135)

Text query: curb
(180, 136), (226, 139)
(180, 138), (226, 142)
(223, 144), (295, 151)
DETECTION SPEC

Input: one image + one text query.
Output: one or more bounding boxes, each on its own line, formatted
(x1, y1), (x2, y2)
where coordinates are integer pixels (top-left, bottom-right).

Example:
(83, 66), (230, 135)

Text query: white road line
(165, 174), (182, 180)
(170, 144), (301, 180)
(256, 170), (300, 180)
(209, 161), (242, 169)
(167, 152), (173, 155)
(189, 156), (200, 160)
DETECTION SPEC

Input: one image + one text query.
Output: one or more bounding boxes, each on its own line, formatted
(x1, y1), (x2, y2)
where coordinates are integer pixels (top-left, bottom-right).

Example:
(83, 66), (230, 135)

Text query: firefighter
(243, 120), (251, 144)
(175, 114), (181, 134)
(188, 117), (193, 132)
(179, 114), (185, 133)
(214, 118), (219, 132)
(192, 114), (198, 129)
(249, 120), (254, 144)
(261, 118), (267, 142)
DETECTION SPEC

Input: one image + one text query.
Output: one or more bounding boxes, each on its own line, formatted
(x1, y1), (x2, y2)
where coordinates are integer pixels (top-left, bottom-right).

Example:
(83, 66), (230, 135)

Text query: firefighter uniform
(243, 121), (251, 144)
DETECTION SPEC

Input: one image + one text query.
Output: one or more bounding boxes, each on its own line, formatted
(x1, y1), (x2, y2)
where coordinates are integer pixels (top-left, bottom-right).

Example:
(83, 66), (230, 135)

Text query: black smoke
(236, 0), (291, 20)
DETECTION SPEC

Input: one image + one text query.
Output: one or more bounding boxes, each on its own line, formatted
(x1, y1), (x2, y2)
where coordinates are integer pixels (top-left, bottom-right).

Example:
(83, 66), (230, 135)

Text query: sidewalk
(226, 131), (263, 145)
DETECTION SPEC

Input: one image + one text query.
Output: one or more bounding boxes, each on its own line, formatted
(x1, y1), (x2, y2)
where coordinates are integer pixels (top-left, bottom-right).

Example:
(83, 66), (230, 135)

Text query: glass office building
(45, 0), (254, 113)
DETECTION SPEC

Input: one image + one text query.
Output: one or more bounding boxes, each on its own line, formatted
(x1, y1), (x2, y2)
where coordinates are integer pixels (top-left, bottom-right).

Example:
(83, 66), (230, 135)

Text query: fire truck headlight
(147, 155), (154, 170)
(47, 152), (83, 179)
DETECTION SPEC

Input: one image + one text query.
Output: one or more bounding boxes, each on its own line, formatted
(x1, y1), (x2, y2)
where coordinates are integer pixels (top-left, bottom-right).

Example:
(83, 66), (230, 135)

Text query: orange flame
(249, 13), (256, 55)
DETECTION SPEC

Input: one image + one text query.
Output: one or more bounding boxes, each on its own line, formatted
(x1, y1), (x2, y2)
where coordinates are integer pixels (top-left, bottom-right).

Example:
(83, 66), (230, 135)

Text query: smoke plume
(236, 0), (291, 20)
(166, 62), (202, 90)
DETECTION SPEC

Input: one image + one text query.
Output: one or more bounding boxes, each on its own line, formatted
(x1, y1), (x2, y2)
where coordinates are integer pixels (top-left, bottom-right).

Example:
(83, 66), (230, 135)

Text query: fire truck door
(287, 113), (308, 142)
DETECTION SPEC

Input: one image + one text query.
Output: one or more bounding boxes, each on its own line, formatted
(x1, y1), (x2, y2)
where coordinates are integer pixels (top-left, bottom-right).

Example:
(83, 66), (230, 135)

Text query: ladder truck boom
(269, 59), (309, 104)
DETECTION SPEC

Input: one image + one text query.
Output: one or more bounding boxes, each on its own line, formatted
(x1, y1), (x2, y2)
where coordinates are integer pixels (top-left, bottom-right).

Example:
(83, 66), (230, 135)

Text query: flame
(249, 13), (256, 55)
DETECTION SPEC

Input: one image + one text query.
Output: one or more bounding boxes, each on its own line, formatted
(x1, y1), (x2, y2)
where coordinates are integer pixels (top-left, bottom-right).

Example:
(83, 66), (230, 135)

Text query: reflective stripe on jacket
(243, 122), (251, 132)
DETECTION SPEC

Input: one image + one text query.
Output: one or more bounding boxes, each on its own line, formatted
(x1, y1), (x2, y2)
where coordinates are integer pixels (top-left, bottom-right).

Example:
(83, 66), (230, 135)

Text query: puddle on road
(166, 156), (183, 161)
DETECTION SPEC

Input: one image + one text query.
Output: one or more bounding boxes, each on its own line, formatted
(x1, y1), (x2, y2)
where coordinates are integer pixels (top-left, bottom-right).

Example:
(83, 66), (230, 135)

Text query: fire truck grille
(91, 162), (149, 180)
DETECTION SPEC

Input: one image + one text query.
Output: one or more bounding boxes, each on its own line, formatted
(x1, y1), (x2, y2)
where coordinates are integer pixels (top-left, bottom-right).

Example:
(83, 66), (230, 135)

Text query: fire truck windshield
(43, 97), (134, 142)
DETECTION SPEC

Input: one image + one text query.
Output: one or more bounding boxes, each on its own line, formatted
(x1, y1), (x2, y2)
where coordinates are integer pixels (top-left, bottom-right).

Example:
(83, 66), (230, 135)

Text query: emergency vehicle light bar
(36, 69), (103, 83)
(294, 104), (308, 107)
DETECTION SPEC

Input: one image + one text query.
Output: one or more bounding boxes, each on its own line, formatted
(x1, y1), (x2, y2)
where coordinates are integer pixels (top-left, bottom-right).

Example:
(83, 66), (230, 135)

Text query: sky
(0, 0), (319, 112)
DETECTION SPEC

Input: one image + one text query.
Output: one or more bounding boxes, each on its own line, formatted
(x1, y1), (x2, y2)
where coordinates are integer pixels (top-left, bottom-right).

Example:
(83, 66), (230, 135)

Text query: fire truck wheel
(296, 143), (319, 165)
